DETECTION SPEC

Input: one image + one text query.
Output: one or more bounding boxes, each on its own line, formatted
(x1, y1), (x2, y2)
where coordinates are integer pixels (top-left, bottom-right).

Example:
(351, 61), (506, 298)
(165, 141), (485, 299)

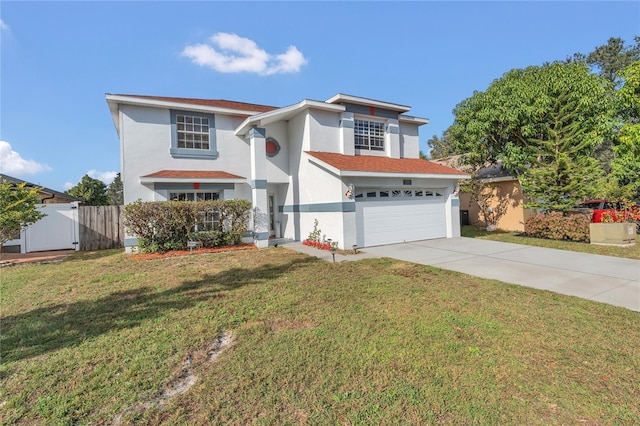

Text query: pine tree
(520, 91), (603, 210)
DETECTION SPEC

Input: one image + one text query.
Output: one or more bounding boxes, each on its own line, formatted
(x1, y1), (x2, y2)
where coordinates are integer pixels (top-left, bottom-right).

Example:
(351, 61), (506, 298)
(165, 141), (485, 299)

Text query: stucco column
(385, 119), (400, 158)
(249, 127), (269, 248)
(339, 112), (355, 155)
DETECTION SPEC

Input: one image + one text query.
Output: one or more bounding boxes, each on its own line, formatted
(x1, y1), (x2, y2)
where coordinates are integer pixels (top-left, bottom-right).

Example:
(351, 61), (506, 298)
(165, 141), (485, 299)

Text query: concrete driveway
(362, 238), (640, 312)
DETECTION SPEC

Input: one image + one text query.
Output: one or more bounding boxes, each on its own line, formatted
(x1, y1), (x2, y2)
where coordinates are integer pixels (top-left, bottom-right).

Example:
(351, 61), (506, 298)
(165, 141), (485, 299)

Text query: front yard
(1, 248), (639, 425)
(461, 225), (640, 260)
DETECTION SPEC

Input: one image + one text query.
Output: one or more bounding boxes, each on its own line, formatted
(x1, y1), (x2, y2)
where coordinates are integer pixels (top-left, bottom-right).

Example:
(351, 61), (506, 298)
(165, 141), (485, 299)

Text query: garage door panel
(356, 199), (446, 247)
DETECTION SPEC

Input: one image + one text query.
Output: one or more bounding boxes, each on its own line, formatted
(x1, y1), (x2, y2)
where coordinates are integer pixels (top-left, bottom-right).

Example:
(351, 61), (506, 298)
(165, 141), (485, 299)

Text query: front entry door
(268, 194), (275, 237)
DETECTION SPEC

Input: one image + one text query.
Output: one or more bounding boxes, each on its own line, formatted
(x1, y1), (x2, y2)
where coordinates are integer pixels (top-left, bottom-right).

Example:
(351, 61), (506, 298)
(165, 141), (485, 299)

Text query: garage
(355, 188), (446, 247)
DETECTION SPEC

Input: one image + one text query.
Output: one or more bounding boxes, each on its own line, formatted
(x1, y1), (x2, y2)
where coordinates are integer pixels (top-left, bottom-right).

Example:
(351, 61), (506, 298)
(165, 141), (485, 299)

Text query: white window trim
(354, 117), (386, 152)
(170, 110), (218, 159)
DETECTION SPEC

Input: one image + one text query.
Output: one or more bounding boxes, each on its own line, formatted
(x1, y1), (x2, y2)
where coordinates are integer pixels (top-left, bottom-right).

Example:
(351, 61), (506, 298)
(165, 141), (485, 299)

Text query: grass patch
(1, 249), (639, 425)
(462, 225), (640, 260)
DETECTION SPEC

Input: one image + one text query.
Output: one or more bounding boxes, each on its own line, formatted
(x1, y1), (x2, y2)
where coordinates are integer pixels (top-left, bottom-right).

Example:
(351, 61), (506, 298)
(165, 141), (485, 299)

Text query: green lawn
(461, 225), (640, 260)
(1, 249), (639, 425)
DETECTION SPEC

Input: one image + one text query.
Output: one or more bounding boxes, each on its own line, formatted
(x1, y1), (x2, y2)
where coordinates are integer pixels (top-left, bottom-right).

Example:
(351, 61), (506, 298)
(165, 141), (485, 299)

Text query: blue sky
(1, 1), (638, 192)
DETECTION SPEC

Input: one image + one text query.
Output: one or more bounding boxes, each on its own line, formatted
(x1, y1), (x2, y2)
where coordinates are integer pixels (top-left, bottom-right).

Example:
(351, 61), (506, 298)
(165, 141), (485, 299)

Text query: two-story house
(106, 93), (468, 250)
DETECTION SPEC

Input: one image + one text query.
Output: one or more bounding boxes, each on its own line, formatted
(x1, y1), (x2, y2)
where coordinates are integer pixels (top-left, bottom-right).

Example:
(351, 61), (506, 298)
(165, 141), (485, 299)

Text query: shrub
(524, 211), (590, 242)
(124, 199), (251, 252)
(302, 219), (338, 251)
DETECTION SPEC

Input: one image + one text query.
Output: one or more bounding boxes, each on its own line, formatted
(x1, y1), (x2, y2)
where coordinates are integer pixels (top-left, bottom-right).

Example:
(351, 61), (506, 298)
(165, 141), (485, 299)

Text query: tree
(426, 130), (457, 159)
(0, 179), (47, 249)
(609, 60), (640, 200)
(573, 37), (640, 86)
(107, 173), (123, 205)
(570, 37), (640, 174)
(66, 174), (108, 206)
(449, 62), (616, 210)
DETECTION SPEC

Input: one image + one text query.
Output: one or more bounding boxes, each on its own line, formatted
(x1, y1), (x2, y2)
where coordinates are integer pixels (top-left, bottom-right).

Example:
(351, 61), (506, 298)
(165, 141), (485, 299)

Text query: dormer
(326, 94), (429, 159)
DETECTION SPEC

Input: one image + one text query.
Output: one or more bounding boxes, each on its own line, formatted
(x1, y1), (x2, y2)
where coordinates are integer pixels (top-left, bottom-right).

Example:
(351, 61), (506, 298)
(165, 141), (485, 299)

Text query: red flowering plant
(302, 219), (333, 251)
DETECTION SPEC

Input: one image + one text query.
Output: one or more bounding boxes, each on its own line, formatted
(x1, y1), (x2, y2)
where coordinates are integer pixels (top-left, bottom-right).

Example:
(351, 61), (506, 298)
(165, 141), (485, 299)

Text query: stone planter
(589, 223), (636, 246)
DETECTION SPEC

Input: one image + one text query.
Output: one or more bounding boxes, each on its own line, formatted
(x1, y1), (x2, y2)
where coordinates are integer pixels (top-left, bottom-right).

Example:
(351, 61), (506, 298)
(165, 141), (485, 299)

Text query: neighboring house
(0, 174), (82, 204)
(106, 93), (469, 250)
(432, 158), (530, 232)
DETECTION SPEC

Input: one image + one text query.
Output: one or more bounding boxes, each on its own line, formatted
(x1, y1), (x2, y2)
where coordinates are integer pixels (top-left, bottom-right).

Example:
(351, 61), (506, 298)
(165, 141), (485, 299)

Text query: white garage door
(356, 188), (446, 247)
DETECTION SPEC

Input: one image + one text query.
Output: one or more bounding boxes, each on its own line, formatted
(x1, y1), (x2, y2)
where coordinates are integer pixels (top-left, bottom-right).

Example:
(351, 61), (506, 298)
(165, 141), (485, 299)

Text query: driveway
(362, 238), (640, 312)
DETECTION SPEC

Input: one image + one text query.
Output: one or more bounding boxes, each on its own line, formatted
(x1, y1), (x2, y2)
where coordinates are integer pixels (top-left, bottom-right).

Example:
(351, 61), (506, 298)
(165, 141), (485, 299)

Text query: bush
(524, 211), (591, 242)
(124, 199), (251, 252)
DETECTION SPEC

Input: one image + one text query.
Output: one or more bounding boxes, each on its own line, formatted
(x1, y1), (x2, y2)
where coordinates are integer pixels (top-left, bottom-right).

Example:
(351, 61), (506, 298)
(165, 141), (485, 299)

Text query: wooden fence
(78, 205), (125, 251)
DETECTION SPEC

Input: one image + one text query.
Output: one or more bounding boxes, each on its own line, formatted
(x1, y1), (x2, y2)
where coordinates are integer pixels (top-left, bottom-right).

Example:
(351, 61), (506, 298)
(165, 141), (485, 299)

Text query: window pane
(415, 190), (423, 197)
(366, 191), (377, 198)
(186, 116), (193, 124)
(404, 190), (413, 197)
(380, 190), (389, 197)
(392, 190), (402, 197)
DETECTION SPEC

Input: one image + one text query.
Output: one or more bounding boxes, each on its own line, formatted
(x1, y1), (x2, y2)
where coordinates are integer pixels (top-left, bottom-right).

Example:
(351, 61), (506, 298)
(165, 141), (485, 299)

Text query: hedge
(124, 199), (252, 252)
(523, 211), (591, 243)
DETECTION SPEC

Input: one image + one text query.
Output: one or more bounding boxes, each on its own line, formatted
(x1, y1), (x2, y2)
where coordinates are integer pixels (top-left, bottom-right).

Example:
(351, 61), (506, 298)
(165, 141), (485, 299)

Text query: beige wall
(459, 180), (531, 232)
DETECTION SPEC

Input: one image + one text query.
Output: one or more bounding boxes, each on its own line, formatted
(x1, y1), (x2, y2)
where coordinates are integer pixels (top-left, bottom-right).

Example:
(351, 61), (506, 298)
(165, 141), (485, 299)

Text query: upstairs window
(170, 110), (218, 159)
(176, 115), (210, 150)
(354, 119), (385, 151)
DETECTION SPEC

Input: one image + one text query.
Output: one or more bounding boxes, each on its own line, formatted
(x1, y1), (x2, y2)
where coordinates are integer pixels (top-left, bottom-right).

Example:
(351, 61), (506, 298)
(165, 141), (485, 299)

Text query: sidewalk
(0, 250), (76, 267)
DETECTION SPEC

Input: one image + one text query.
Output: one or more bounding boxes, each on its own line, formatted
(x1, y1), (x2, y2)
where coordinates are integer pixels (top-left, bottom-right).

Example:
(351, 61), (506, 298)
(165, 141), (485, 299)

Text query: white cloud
(182, 32), (307, 75)
(87, 169), (118, 185)
(0, 19), (9, 31)
(0, 141), (51, 176)
(63, 181), (74, 191)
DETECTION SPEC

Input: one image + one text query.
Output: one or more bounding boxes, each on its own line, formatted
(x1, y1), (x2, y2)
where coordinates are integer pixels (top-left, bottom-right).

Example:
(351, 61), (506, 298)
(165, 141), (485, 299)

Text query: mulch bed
(131, 244), (257, 260)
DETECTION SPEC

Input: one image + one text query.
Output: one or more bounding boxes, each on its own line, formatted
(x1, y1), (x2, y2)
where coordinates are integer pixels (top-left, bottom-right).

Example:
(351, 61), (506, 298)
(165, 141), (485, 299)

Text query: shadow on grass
(1, 256), (316, 363)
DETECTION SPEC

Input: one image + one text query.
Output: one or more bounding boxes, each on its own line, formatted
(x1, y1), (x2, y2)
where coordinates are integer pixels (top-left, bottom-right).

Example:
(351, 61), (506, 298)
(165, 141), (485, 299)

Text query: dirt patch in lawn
(112, 332), (233, 425)
(131, 244), (256, 260)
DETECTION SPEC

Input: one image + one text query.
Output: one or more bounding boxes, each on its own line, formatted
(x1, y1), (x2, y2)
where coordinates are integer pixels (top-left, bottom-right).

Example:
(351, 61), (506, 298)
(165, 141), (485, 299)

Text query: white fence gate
(23, 203), (80, 252)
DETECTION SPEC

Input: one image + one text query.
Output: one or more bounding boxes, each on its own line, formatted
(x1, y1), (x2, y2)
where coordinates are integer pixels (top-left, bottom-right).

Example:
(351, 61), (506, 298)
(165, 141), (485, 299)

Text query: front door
(268, 194), (275, 237)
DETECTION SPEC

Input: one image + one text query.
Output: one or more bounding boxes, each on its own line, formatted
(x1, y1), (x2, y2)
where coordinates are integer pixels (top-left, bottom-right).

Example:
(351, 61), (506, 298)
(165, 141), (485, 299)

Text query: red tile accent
(305, 151), (468, 175)
(142, 170), (245, 179)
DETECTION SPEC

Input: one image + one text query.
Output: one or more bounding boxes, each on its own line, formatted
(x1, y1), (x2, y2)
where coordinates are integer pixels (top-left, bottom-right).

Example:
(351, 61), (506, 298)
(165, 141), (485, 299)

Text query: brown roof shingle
(116, 94), (278, 113)
(305, 152), (468, 175)
(142, 170), (245, 179)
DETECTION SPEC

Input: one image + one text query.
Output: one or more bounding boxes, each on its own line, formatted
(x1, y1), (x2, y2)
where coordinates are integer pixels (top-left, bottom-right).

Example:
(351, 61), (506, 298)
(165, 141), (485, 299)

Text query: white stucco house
(106, 93), (469, 250)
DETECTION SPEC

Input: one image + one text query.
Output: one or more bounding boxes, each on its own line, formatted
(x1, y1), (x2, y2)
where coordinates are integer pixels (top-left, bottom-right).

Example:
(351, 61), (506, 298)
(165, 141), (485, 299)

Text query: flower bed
(302, 240), (332, 251)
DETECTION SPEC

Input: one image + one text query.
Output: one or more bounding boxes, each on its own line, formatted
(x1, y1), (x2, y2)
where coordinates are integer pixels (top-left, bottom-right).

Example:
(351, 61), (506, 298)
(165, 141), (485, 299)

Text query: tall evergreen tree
(573, 36), (640, 86)
(519, 91), (604, 209)
(66, 175), (109, 206)
(107, 173), (123, 205)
